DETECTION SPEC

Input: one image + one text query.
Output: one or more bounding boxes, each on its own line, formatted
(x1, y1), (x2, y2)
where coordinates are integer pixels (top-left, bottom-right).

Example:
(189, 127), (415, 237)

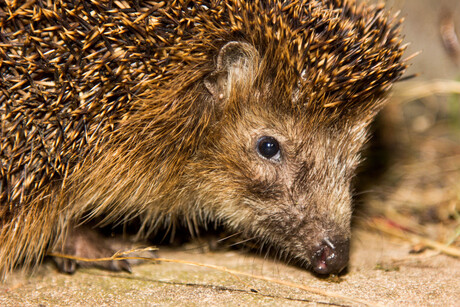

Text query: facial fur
(184, 45), (371, 270)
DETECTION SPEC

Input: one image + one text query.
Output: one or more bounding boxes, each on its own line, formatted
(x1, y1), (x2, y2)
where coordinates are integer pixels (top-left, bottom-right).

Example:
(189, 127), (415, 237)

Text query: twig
(368, 219), (460, 258)
(393, 79), (460, 103)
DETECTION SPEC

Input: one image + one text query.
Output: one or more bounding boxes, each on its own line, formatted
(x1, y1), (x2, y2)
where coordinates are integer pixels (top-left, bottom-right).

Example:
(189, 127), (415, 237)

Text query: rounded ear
(204, 41), (260, 103)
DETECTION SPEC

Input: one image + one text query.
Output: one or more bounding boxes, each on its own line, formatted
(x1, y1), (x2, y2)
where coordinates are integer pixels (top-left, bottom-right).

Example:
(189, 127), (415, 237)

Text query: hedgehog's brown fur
(0, 0), (407, 278)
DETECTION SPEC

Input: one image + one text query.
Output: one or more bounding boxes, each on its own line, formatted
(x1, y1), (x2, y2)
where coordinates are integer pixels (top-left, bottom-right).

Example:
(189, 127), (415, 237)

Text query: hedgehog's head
(189, 24), (406, 274)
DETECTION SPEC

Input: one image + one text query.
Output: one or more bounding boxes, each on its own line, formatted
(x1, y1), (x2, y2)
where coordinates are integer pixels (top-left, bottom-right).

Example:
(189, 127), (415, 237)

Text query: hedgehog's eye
(256, 136), (281, 161)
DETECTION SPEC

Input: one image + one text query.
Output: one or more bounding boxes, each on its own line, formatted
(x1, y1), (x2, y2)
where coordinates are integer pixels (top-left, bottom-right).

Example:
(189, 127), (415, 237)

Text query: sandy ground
(1, 0), (459, 306)
(1, 229), (458, 306)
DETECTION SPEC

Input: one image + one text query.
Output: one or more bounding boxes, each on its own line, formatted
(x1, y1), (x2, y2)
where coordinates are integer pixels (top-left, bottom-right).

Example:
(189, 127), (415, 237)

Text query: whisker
(228, 236), (257, 248)
(215, 231), (244, 243)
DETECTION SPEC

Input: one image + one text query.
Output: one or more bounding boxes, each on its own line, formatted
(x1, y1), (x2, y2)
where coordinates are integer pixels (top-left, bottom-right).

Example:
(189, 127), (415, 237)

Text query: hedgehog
(0, 0), (407, 279)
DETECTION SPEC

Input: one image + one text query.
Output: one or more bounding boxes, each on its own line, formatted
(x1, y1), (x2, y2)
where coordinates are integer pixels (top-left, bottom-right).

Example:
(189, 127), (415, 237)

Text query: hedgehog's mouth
(233, 202), (350, 275)
(246, 224), (350, 275)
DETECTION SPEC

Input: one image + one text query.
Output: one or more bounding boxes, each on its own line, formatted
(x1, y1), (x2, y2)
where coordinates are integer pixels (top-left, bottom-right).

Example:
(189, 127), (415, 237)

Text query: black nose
(311, 236), (350, 275)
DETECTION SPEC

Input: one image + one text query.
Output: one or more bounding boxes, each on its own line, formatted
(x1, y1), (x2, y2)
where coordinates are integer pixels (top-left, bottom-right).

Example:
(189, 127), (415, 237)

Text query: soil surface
(1, 229), (458, 306)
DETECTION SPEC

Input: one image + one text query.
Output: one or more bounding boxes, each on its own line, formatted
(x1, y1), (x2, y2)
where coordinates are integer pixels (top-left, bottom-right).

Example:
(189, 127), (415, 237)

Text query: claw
(109, 259), (133, 273)
(54, 258), (77, 274)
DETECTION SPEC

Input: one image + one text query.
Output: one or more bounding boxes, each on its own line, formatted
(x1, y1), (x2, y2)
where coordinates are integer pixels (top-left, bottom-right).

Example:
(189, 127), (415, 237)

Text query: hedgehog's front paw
(52, 226), (155, 274)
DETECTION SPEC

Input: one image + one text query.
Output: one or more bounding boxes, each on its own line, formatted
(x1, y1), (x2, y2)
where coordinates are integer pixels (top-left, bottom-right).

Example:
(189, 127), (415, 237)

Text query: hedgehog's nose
(311, 236), (349, 275)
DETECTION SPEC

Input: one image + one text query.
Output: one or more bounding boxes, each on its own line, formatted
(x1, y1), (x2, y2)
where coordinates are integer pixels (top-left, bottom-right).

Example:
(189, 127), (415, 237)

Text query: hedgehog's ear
(204, 41), (260, 103)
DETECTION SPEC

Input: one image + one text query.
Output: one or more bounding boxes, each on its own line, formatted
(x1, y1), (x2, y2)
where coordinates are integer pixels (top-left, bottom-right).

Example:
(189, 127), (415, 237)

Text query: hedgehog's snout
(311, 236), (349, 275)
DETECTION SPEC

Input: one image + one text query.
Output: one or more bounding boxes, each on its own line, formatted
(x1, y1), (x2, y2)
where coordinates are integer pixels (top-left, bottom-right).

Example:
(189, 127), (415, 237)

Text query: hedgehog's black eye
(256, 136), (281, 161)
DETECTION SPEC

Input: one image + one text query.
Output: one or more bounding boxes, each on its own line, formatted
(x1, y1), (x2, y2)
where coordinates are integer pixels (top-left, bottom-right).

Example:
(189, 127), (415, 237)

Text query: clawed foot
(52, 226), (156, 274)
